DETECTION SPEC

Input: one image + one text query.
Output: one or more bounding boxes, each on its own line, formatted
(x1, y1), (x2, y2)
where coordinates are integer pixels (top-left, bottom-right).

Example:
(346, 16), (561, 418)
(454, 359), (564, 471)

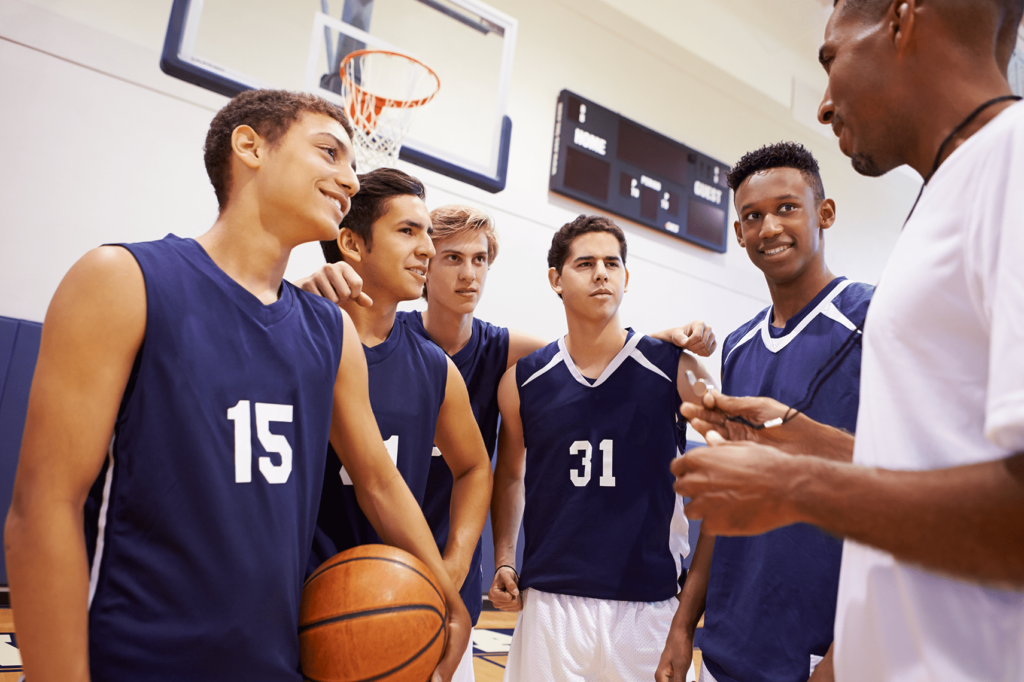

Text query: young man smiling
(657, 143), (872, 682)
(673, 1), (1024, 680)
(302, 170), (492, 678)
(489, 215), (713, 682)
(5, 90), (470, 682)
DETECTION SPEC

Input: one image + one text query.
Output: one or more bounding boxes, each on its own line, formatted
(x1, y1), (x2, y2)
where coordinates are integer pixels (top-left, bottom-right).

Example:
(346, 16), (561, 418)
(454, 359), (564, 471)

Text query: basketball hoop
(339, 49), (441, 171)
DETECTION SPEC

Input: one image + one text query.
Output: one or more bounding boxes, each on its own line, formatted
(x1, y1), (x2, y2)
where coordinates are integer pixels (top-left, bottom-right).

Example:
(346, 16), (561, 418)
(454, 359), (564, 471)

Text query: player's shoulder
(287, 280), (345, 324)
(472, 315), (510, 347)
(831, 279), (874, 326)
(723, 305), (771, 358)
(633, 332), (683, 364)
(514, 338), (560, 378)
(397, 314), (449, 368)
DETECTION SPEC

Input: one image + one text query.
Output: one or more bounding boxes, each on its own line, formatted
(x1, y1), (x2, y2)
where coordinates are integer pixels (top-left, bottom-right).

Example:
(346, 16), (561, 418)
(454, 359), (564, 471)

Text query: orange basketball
(299, 545), (448, 682)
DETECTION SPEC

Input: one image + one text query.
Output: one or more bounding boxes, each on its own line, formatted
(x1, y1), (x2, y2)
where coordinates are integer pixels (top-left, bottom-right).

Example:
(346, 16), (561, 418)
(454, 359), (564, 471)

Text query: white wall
(0, 0), (919, 371)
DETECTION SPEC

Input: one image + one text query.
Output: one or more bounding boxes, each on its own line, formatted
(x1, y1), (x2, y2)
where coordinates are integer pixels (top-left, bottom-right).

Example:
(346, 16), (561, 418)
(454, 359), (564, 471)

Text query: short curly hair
(204, 89), (354, 211)
(726, 142), (825, 205)
(548, 214), (627, 274)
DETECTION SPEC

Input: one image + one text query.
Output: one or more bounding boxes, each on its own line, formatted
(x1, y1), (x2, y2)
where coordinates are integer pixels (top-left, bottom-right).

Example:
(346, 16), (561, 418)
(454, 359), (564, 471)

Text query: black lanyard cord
(904, 95), (1021, 225)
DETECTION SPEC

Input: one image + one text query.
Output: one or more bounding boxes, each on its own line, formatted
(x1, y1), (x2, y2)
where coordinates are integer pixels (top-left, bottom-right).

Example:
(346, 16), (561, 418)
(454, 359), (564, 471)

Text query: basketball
(299, 544), (449, 682)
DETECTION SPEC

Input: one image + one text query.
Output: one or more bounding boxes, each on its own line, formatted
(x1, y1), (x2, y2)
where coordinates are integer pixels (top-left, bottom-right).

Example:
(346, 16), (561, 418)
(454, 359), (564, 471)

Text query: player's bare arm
(327, 311), (470, 681)
(505, 328), (547, 370)
(5, 246), (147, 682)
(651, 320), (718, 357)
(676, 351), (715, 405)
(674, 440), (1024, 586)
(294, 261), (373, 307)
(432, 357), (492, 590)
(681, 390), (855, 462)
(488, 365), (526, 611)
(656, 531), (714, 682)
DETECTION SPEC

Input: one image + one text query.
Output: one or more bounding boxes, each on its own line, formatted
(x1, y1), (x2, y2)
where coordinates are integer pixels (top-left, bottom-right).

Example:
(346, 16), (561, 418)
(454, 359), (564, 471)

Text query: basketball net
(339, 50), (441, 171)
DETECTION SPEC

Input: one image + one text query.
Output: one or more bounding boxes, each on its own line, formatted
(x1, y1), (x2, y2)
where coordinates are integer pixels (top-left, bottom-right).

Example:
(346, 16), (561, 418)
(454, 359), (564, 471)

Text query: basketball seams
(300, 608), (446, 682)
(298, 603), (444, 633)
(303, 555), (445, 610)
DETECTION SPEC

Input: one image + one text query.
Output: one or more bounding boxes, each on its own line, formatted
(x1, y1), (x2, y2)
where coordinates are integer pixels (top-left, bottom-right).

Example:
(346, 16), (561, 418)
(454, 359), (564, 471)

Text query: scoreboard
(549, 90), (731, 253)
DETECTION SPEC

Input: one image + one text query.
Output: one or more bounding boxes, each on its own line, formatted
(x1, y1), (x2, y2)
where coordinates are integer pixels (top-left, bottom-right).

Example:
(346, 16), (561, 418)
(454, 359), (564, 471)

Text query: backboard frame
(159, 0), (516, 192)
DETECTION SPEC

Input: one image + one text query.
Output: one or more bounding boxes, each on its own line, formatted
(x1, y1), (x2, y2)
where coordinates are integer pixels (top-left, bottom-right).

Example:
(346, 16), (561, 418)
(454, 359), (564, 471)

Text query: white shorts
(503, 589), (677, 682)
(452, 634), (475, 682)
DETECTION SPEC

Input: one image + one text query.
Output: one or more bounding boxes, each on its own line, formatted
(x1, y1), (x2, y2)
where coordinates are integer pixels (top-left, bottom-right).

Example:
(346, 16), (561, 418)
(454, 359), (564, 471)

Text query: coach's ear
(818, 198), (836, 231)
(548, 267), (563, 298)
(734, 220), (745, 248)
(337, 228), (365, 264)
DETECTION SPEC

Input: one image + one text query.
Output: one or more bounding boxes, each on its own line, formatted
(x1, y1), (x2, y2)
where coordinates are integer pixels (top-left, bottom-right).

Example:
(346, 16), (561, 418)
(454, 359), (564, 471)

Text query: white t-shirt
(835, 101), (1024, 681)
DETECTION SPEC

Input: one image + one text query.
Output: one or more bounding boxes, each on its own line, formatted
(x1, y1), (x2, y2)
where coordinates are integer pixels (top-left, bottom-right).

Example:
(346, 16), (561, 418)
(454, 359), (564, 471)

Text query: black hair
(727, 142), (826, 205)
(320, 167), (426, 263)
(547, 215), (627, 299)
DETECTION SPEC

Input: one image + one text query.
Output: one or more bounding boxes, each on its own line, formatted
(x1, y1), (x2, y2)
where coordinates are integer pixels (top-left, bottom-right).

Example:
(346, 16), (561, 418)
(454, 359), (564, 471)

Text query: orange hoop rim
(339, 49), (441, 110)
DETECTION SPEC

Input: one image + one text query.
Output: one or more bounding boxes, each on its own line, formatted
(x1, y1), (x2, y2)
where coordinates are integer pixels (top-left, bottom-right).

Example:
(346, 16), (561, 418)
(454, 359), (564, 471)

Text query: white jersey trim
(521, 352), (563, 388)
(557, 333), (650, 389)
(725, 280), (857, 365)
(88, 436), (116, 608)
(628, 347), (673, 383)
(758, 279), (854, 354)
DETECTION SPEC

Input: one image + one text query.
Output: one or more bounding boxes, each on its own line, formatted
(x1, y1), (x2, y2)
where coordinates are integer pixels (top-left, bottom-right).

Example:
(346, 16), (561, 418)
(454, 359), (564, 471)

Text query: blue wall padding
(0, 316), (44, 585)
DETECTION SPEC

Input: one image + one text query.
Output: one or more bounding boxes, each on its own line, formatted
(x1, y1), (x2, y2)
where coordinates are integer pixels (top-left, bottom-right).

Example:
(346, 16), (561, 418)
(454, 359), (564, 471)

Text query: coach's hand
(488, 566), (522, 612)
(672, 432), (804, 536)
(433, 590), (471, 682)
(654, 626), (694, 682)
(294, 262), (373, 307)
(681, 391), (854, 461)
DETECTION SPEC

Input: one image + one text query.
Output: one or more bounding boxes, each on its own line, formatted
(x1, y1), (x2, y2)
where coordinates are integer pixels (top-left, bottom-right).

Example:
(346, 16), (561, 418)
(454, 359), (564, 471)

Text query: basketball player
(300, 204), (716, 682)
(657, 142), (872, 682)
(673, 1), (1024, 680)
(487, 215), (713, 682)
(4, 90), (469, 682)
(304, 169), (492, 604)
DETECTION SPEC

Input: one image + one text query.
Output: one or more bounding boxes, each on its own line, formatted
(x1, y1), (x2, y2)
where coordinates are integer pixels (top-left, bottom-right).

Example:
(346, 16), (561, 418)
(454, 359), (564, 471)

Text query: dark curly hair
(204, 89), (354, 211)
(727, 142), (825, 205)
(320, 167), (426, 264)
(547, 214), (627, 274)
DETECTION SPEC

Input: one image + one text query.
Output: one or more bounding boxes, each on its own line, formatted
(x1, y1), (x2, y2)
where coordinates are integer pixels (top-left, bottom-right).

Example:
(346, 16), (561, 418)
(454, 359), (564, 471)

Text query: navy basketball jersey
(83, 235), (344, 682)
(400, 310), (509, 624)
(700, 277), (873, 682)
(309, 315), (448, 573)
(516, 331), (687, 602)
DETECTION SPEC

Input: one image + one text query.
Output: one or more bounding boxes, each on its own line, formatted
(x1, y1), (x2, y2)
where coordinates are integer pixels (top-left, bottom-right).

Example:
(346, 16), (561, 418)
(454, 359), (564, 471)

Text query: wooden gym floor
(0, 607), (704, 680)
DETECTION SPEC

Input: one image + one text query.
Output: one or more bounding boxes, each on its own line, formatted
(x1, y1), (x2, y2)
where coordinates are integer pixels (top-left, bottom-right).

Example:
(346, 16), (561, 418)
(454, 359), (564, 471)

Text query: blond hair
(429, 205), (499, 263)
(423, 205), (499, 300)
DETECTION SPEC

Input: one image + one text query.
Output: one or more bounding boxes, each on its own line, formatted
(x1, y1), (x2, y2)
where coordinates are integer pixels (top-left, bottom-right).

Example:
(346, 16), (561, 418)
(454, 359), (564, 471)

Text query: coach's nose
(818, 84), (835, 127)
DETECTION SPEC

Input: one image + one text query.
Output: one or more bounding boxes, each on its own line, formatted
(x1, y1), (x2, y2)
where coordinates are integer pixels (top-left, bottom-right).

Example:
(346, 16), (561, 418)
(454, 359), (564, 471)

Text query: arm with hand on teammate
(4, 247), (148, 682)
(293, 261), (373, 307)
(651, 320), (718, 357)
(328, 312), (470, 682)
(432, 358), (493, 590)
(673, 434), (1024, 587)
(488, 366), (527, 611)
(656, 531), (714, 682)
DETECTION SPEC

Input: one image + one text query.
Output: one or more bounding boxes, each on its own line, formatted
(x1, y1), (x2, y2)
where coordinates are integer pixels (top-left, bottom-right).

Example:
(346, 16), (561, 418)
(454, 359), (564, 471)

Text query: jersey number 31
(569, 439), (616, 487)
